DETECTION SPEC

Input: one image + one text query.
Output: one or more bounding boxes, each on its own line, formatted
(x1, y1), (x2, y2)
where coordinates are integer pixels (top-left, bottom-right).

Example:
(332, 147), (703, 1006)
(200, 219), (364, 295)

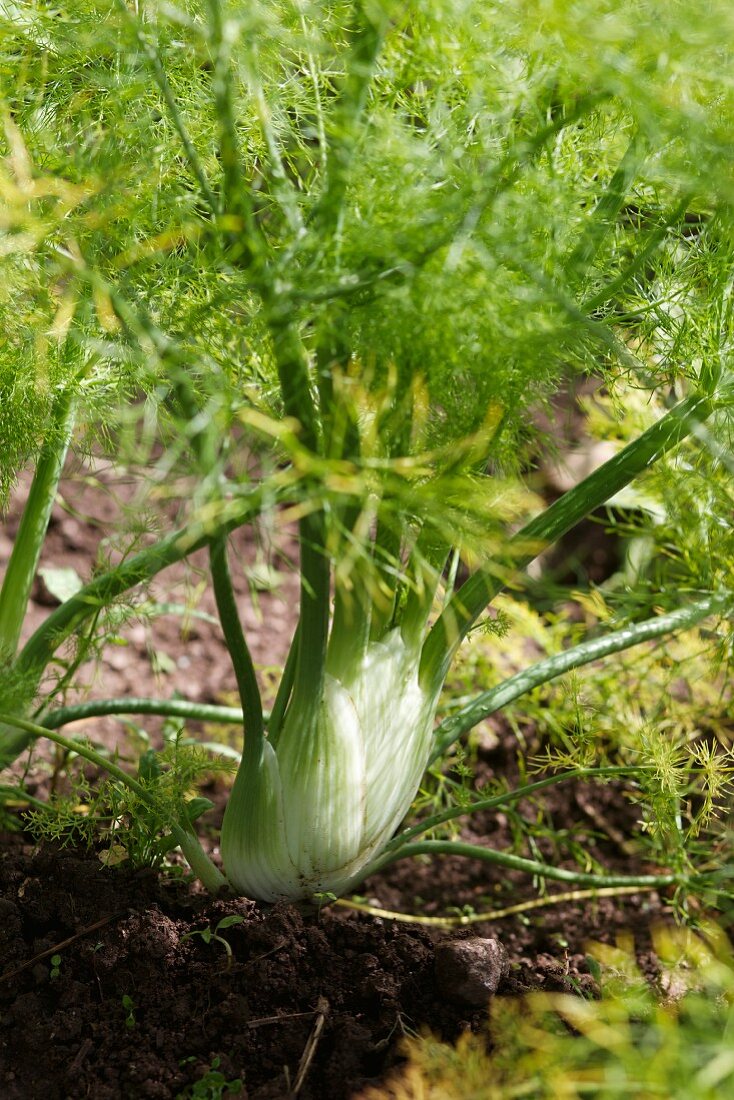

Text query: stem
(0, 784), (47, 811)
(420, 392), (713, 689)
(115, 0), (219, 215)
(0, 491), (264, 766)
(368, 514), (404, 641)
(269, 316), (321, 451)
(0, 712), (227, 892)
(582, 194), (692, 313)
(291, 514), (331, 714)
(336, 884), (656, 927)
(40, 698), (246, 730)
(310, 3), (386, 239)
(267, 622), (299, 745)
(267, 317), (331, 713)
(202, 0), (268, 274)
(566, 130), (644, 277)
(209, 536), (264, 762)
(204, 0), (243, 218)
(175, 829), (228, 895)
(327, 576), (372, 681)
(247, 48), (304, 237)
(429, 592), (731, 762)
(386, 766), (650, 851)
(0, 388), (76, 656)
(365, 838), (678, 890)
(414, 92), (611, 280)
(400, 534), (450, 651)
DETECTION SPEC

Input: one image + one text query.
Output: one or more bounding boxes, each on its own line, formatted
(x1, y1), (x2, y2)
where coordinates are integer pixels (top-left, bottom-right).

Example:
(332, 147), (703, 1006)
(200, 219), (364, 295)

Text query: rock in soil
(434, 937), (510, 1006)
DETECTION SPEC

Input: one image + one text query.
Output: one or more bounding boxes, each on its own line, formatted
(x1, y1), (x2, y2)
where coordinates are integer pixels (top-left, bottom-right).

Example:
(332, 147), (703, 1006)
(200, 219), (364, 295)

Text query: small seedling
(182, 915), (245, 970)
(49, 954), (62, 980)
(176, 1057), (244, 1099)
(313, 891), (337, 917)
(121, 994), (136, 1030)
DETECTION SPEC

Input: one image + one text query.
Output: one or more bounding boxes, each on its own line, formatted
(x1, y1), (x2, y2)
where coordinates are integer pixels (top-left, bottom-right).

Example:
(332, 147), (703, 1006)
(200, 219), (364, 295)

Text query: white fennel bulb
(221, 629), (438, 901)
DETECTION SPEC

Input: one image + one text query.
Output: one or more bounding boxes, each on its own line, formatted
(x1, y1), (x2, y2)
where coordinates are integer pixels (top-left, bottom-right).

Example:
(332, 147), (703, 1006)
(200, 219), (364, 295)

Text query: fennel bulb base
(221, 630), (438, 901)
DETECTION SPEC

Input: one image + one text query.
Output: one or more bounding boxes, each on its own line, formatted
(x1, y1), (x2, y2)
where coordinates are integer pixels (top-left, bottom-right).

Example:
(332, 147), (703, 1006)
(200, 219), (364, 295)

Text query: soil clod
(434, 937), (510, 1006)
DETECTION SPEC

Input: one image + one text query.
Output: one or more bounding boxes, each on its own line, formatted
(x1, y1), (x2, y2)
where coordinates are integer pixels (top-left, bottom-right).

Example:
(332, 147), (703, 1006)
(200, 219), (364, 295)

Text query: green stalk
(429, 592), (731, 762)
(327, 576), (373, 681)
(114, 0), (219, 215)
(365, 838), (678, 890)
(295, 94), (611, 313)
(0, 712), (227, 893)
(0, 784), (47, 811)
(247, 48), (304, 238)
(202, 0), (268, 273)
(0, 388), (76, 656)
(267, 622), (299, 745)
(310, 3), (386, 238)
(291, 515), (331, 717)
(336, 883), (658, 925)
(268, 316), (331, 715)
(367, 514), (405, 641)
(420, 392), (713, 690)
(386, 766), (651, 851)
(400, 532), (451, 652)
(566, 130), (644, 277)
(581, 194), (692, 314)
(209, 535), (264, 764)
(268, 316), (320, 449)
(40, 698), (246, 730)
(204, 0), (243, 218)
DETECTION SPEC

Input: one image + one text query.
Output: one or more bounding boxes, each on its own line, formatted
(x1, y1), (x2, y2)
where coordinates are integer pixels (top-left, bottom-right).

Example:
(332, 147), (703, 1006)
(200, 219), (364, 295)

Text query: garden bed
(1, 826), (668, 1100)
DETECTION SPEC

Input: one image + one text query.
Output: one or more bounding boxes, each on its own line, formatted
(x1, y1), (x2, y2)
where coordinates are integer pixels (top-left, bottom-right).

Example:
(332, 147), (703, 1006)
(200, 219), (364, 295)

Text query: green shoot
(176, 1057), (244, 1100)
(182, 915), (245, 971)
(121, 994), (136, 1032)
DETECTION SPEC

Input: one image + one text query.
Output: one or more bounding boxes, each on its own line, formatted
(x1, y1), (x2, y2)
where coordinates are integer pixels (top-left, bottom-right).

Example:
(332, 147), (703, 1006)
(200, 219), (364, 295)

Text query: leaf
(216, 914), (245, 931)
(185, 796), (214, 822)
(98, 843), (129, 867)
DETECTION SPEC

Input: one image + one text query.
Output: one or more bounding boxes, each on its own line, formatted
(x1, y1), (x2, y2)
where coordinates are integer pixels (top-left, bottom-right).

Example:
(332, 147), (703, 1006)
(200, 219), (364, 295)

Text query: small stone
(434, 937), (509, 1006)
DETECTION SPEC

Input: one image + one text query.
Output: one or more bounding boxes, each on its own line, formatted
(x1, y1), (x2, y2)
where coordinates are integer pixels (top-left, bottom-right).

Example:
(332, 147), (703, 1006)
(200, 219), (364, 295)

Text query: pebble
(434, 936), (510, 1006)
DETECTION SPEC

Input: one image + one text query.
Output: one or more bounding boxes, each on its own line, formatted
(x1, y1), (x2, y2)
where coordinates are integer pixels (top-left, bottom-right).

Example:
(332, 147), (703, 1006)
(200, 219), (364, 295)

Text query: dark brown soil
(0, 828), (669, 1100)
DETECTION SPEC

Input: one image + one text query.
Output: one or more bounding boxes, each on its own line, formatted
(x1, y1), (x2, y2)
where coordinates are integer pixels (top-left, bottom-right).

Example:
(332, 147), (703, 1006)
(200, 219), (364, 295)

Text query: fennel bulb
(221, 629), (438, 901)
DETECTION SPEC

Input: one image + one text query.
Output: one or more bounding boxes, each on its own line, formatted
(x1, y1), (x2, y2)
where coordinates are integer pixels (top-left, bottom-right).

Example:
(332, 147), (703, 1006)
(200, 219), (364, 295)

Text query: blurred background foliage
(361, 924), (734, 1099)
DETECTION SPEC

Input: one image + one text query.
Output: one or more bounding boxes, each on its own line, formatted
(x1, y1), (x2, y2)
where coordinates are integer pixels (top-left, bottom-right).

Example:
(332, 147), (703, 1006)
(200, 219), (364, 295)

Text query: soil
(0, 826), (668, 1100)
(0, 449), (701, 1099)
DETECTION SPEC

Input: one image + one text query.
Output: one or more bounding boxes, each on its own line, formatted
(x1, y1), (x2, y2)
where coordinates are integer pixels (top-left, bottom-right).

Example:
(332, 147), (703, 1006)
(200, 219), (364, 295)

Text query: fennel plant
(0, 0), (733, 901)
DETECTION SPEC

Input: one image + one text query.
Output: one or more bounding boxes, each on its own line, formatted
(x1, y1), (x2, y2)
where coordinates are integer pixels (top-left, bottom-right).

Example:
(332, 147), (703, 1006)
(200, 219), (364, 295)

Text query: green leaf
(185, 797), (214, 823)
(215, 915), (245, 931)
